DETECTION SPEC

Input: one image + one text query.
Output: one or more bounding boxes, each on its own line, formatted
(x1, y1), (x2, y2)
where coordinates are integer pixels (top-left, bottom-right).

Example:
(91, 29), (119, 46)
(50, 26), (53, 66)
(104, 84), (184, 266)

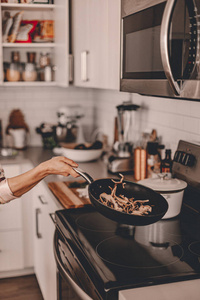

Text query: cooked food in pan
(99, 174), (152, 216)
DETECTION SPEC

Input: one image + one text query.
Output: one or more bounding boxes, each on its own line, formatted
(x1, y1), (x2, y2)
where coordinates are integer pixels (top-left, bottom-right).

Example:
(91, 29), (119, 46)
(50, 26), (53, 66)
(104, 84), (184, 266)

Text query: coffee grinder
(108, 102), (140, 173)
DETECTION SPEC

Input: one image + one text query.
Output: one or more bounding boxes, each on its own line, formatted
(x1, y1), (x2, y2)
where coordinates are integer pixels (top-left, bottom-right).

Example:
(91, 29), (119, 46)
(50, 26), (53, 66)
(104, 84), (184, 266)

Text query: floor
(0, 274), (43, 300)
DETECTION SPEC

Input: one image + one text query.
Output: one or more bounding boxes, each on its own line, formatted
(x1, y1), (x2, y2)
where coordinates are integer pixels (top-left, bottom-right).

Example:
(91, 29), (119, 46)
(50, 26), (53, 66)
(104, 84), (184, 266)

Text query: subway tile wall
(0, 86), (94, 147)
(0, 85), (200, 157)
(93, 89), (200, 157)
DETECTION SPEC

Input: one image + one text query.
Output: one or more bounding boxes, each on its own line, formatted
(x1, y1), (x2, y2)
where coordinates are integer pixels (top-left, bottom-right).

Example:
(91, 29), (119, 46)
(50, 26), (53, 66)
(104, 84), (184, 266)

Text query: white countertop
(119, 279), (200, 300)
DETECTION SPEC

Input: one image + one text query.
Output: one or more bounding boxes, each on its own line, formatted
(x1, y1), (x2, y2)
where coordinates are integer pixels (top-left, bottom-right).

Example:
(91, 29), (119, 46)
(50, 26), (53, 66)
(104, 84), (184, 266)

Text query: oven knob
(174, 151), (185, 163)
(182, 153), (196, 167)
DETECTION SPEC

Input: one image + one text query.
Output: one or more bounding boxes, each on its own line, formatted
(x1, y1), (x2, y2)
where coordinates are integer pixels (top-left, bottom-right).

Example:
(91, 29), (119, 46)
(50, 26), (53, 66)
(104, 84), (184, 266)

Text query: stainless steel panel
(121, 0), (166, 18)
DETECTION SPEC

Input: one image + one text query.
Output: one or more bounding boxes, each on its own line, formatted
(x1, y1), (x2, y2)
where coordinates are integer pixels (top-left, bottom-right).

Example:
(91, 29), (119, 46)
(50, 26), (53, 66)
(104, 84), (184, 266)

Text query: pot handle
(72, 167), (94, 184)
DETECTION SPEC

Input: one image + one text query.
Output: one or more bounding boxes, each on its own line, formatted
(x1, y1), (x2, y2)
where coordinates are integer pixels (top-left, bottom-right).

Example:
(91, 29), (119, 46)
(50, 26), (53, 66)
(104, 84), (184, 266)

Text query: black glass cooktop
(55, 202), (200, 296)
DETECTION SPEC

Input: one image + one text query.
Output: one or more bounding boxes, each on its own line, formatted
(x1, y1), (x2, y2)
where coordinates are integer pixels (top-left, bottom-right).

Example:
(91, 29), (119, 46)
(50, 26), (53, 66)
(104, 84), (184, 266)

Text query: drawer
(0, 230), (24, 272)
(0, 199), (22, 230)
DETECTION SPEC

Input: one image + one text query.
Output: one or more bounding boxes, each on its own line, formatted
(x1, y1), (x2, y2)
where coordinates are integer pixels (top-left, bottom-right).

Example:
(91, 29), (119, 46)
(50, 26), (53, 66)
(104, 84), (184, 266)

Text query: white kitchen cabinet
(32, 180), (59, 300)
(72, 0), (120, 90)
(0, 0), (70, 87)
(0, 163), (32, 274)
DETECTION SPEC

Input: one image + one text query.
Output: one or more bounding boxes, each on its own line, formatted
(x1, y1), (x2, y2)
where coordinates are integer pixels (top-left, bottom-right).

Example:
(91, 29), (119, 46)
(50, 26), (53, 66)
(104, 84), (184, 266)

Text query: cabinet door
(33, 182), (57, 300)
(72, 0), (120, 90)
(54, 0), (69, 87)
(72, 0), (90, 87)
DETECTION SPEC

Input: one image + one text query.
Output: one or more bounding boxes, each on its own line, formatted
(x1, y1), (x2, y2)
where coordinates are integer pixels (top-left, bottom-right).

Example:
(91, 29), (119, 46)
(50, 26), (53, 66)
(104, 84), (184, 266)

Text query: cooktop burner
(76, 212), (116, 232)
(189, 241), (200, 256)
(96, 236), (183, 268)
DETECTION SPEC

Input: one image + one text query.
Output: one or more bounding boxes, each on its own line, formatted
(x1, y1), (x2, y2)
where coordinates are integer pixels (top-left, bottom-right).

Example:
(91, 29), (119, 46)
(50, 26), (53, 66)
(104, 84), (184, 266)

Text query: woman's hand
(40, 156), (80, 178)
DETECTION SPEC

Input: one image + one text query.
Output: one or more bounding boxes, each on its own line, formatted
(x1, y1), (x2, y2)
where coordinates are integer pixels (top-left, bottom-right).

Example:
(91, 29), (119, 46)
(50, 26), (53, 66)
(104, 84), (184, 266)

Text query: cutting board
(48, 181), (91, 209)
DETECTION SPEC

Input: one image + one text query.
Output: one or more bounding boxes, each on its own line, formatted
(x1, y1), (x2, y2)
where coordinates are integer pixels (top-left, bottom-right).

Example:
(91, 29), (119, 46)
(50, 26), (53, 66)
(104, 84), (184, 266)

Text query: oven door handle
(160, 0), (181, 96)
(53, 234), (93, 300)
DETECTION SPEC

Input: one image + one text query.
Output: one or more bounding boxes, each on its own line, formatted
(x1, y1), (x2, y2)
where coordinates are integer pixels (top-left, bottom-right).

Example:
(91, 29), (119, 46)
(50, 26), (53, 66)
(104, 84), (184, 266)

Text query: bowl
(53, 147), (103, 162)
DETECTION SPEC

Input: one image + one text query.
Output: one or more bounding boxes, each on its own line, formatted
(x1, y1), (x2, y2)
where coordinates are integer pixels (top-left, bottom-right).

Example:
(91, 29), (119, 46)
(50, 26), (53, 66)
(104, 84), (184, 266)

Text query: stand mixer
(56, 106), (85, 144)
(108, 102), (140, 173)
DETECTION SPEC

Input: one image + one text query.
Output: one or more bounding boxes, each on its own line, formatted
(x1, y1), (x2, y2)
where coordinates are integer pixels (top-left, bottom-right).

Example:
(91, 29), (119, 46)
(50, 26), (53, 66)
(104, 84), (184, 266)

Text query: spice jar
(6, 51), (21, 82)
(39, 52), (52, 82)
(22, 52), (37, 82)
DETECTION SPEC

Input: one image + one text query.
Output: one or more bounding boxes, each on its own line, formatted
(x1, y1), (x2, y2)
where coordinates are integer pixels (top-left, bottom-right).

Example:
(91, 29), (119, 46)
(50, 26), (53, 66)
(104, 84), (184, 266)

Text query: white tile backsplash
(92, 89), (200, 156)
(1, 85), (200, 157)
(0, 86), (94, 147)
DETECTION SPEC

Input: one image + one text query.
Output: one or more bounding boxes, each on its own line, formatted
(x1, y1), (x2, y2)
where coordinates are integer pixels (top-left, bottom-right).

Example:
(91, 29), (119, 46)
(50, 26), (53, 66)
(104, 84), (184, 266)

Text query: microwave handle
(160, 0), (181, 96)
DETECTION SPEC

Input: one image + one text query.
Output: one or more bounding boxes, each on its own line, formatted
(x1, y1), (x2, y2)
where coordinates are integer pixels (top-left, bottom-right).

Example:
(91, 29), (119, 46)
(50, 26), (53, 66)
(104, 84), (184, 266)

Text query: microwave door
(160, 0), (198, 96)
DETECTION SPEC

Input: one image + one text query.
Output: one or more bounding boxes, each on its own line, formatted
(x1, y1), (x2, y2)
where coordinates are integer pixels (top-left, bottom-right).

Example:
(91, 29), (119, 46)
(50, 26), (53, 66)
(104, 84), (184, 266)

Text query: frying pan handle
(72, 167), (94, 184)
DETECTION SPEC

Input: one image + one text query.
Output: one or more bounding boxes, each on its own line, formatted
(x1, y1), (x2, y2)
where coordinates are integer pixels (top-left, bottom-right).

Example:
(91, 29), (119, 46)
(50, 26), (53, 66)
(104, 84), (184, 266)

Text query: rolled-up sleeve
(0, 178), (17, 204)
(0, 164), (17, 204)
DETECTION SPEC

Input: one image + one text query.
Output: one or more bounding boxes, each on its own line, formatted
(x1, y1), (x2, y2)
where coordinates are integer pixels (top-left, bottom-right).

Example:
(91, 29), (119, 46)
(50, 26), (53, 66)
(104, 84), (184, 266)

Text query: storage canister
(138, 176), (187, 219)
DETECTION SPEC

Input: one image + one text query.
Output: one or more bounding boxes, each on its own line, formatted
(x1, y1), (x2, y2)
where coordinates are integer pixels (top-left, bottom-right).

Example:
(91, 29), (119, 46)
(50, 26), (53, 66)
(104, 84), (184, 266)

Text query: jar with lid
(39, 52), (52, 82)
(6, 51), (21, 82)
(22, 52), (37, 82)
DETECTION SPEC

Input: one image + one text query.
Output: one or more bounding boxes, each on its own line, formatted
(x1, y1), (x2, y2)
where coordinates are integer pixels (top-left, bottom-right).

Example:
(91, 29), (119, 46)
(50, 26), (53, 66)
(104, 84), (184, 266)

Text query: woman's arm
(7, 156), (79, 198)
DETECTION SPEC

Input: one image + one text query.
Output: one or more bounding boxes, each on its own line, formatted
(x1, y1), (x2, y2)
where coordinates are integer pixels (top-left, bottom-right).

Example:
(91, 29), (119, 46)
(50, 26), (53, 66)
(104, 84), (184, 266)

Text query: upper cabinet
(71, 0), (121, 90)
(0, 0), (70, 87)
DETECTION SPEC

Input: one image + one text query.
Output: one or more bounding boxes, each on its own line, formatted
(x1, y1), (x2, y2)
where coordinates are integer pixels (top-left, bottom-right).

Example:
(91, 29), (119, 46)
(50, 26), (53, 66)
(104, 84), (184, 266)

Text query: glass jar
(6, 51), (21, 82)
(39, 52), (52, 82)
(22, 52), (37, 82)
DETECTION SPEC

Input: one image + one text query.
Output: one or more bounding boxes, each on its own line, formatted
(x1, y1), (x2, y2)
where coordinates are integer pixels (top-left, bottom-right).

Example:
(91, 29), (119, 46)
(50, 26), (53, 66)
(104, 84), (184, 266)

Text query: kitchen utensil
(138, 175), (187, 219)
(73, 168), (168, 226)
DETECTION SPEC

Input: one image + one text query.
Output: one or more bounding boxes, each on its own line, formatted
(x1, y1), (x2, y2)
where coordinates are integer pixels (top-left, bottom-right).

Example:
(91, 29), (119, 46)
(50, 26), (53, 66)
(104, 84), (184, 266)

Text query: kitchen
(0, 0), (200, 299)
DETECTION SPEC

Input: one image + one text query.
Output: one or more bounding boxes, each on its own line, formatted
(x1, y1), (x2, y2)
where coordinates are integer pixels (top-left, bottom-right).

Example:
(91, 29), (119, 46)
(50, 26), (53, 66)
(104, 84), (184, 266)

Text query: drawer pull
(38, 195), (47, 205)
(36, 208), (42, 239)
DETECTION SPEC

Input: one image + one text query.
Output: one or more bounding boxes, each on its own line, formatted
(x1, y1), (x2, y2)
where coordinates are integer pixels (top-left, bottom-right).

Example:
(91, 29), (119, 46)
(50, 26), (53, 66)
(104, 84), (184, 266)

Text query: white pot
(138, 176), (187, 219)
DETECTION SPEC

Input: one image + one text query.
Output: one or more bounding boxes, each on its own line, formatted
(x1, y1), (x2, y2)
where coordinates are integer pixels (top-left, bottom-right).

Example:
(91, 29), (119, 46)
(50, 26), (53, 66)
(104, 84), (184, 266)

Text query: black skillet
(73, 168), (168, 226)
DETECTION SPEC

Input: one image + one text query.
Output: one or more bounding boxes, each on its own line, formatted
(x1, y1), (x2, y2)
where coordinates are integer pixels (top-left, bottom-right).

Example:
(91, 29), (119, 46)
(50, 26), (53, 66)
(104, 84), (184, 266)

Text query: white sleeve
(0, 178), (17, 204)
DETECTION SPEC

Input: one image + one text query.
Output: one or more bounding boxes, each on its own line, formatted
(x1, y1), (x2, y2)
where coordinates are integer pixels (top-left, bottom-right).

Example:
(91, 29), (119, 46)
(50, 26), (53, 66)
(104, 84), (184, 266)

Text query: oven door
(54, 229), (100, 300)
(121, 0), (199, 99)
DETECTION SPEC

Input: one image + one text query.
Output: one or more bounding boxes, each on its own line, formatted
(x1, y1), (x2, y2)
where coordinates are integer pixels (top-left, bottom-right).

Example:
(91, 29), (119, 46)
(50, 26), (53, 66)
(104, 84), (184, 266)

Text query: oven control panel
(172, 140), (200, 189)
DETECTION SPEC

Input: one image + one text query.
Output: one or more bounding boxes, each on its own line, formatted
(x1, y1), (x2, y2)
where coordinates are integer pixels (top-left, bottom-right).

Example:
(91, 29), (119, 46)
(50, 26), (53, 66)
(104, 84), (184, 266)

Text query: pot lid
(138, 175), (187, 192)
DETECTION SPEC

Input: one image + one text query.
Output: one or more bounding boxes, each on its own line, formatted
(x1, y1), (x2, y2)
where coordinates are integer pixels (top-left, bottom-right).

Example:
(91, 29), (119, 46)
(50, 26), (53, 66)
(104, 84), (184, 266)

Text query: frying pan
(73, 168), (168, 226)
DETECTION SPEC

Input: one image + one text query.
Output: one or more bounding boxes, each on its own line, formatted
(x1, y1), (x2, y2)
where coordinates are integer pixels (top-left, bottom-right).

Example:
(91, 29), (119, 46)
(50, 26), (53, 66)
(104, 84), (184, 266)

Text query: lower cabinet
(0, 164), (25, 274)
(32, 181), (59, 300)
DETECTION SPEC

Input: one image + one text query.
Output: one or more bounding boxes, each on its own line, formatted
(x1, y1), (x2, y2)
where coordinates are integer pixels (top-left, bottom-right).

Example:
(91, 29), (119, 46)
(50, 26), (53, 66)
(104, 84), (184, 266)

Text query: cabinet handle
(38, 195), (47, 205)
(69, 54), (74, 83)
(36, 208), (42, 239)
(81, 50), (89, 82)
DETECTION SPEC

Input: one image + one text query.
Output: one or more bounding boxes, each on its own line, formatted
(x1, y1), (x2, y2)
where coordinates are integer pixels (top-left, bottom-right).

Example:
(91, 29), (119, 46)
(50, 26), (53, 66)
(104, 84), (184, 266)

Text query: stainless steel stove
(54, 140), (200, 300)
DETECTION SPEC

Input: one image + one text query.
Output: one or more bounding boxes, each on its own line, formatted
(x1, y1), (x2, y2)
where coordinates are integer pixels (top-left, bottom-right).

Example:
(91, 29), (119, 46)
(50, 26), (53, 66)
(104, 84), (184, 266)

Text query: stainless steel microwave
(120, 0), (200, 100)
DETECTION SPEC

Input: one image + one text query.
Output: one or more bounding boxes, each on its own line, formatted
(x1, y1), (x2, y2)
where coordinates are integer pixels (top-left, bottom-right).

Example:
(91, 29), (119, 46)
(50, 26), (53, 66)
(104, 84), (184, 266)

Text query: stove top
(55, 202), (200, 297)
(55, 141), (200, 299)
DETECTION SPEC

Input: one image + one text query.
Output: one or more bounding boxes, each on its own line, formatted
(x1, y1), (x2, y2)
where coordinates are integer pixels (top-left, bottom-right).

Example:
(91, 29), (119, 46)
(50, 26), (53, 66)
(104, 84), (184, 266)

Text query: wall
(93, 89), (200, 156)
(0, 86), (94, 147)
(1, 85), (200, 157)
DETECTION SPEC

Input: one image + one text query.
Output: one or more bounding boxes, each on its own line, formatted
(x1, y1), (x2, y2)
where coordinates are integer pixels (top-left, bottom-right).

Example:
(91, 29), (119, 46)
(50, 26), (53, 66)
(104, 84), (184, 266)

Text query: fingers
(61, 156), (79, 168)
(59, 156), (80, 178)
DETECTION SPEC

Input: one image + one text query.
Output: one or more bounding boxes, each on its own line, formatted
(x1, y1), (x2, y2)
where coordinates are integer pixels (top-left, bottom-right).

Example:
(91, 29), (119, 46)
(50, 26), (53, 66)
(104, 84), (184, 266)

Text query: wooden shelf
(0, 3), (55, 11)
(3, 43), (55, 48)
(2, 81), (57, 87)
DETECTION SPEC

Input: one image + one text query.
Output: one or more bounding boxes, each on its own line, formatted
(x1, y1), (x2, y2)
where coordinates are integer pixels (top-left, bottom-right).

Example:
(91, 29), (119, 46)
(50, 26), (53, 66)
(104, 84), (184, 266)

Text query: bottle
(22, 52), (37, 82)
(147, 142), (164, 178)
(39, 52), (52, 82)
(6, 51), (21, 82)
(160, 149), (173, 175)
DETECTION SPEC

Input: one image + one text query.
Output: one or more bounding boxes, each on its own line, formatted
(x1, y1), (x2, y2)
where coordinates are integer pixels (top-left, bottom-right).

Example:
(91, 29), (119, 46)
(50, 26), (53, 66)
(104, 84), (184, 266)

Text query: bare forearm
(7, 164), (47, 197)
(7, 156), (79, 198)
